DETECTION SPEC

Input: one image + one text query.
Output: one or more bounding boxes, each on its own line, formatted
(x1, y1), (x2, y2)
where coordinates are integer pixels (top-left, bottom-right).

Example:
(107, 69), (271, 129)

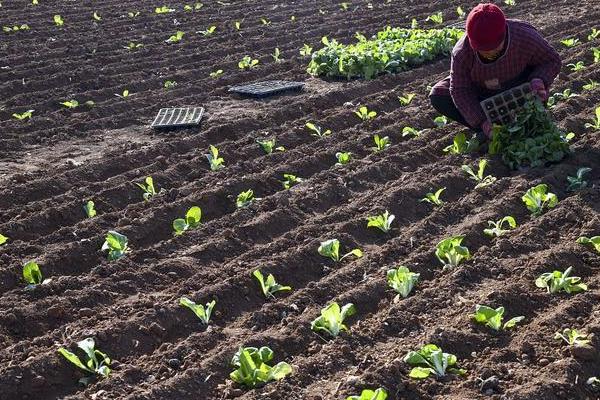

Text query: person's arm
(449, 52), (487, 129)
(524, 26), (561, 89)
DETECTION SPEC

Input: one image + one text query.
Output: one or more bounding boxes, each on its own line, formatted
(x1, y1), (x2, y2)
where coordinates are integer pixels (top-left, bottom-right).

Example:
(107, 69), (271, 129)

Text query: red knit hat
(466, 3), (507, 51)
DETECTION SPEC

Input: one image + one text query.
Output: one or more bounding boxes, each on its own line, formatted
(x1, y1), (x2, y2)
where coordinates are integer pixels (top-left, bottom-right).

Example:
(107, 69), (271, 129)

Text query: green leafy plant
(209, 69), (224, 78)
(589, 28), (600, 41)
(584, 106), (600, 130)
(124, 42), (143, 50)
(23, 261), (52, 288)
(433, 115), (448, 127)
(592, 47), (600, 63)
(577, 236), (600, 254)
(318, 239), (362, 262)
(461, 159), (496, 188)
(282, 174), (303, 189)
(12, 109), (34, 120)
(0, 234), (8, 245)
(83, 200), (96, 218)
(93, 12), (102, 21)
(60, 100), (79, 109)
(164, 80), (177, 89)
(566, 167), (591, 191)
(179, 297), (215, 324)
(58, 338), (111, 384)
(504, 0), (516, 5)
(567, 61), (585, 71)
(355, 106), (377, 121)
(236, 189), (259, 208)
(239, 55), (259, 70)
(3, 24), (30, 33)
(387, 266), (419, 298)
(483, 216), (517, 238)
(272, 47), (284, 62)
(535, 267), (587, 294)
(155, 6), (175, 14)
(366, 210), (395, 233)
(115, 89), (130, 99)
(101, 231), (129, 260)
(53, 14), (64, 26)
(398, 93), (415, 106)
(347, 388), (388, 400)
(253, 270), (291, 298)
(234, 21), (241, 30)
(260, 17), (271, 25)
(560, 38), (580, 47)
(420, 187), (445, 206)
(403, 344), (465, 379)
(402, 126), (424, 138)
(311, 302), (356, 337)
(257, 138), (284, 154)
(206, 145), (224, 171)
(184, 3), (203, 11)
(166, 30), (185, 43)
(435, 235), (470, 268)
(335, 151), (352, 165)
(198, 25), (216, 36)
(306, 122), (331, 137)
(443, 131), (478, 154)
(300, 44), (313, 56)
(583, 79), (599, 91)
(456, 6), (465, 18)
(554, 328), (590, 346)
(173, 206), (202, 235)
(135, 176), (159, 201)
(372, 134), (390, 152)
(229, 346), (292, 388)
(521, 184), (558, 216)
(127, 11), (140, 18)
(473, 305), (524, 331)
(426, 12), (443, 25)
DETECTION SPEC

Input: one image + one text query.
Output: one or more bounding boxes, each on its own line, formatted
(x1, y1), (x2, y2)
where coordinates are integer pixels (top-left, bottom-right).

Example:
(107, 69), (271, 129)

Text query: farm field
(1, 0), (600, 399)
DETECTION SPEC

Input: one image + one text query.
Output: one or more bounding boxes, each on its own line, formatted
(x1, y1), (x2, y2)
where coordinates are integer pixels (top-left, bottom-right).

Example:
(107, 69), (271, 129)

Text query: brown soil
(1, 0), (600, 399)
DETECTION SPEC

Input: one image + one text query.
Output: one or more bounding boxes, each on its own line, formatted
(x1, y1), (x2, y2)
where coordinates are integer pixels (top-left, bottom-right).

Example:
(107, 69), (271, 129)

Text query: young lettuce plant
(311, 302), (356, 337)
(54, 14), (64, 26)
(237, 190), (259, 208)
(443, 131), (478, 154)
(281, 174), (303, 189)
(554, 328), (591, 346)
(23, 261), (52, 289)
(173, 206), (202, 235)
(435, 235), (470, 268)
(135, 176), (160, 201)
(402, 126), (425, 138)
(165, 30), (185, 43)
(420, 187), (445, 206)
(209, 69), (224, 78)
(483, 216), (517, 238)
(58, 338), (111, 385)
(179, 297), (215, 324)
(566, 167), (591, 191)
(426, 11), (443, 24)
(164, 80), (177, 89)
(253, 270), (291, 298)
(271, 47), (284, 62)
(387, 266), (419, 298)
(197, 25), (216, 36)
(403, 344), (465, 379)
(355, 106), (377, 121)
(60, 100), (79, 109)
(567, 61), (585, 72)
(461, 159), (496, 188)
(318, 239), (362, 262)
(535, 266), (588, 294)
(206, 145), (224, 171)
(583, 79), (599, 91)
(577, 236), (600, 254)
(306, 122), (331, 137)
(12, 110), (34, 120)
(238, 55), (259, 70)
(398, 93), (415, 106)
(256, 138), (284, 154)
(372, 134), (391, 152)
(229, 346), (292, 388)
(83, 200), (96, 218)
(433, 115), (448, 127)
(0, 234), (7, 246)
(347, 388), (388, 400)
(335, 152), (352, 165)
(473, 305), (524, 331)
(560, 38), (580, 47)
(155, 6), (175, 13)
(366, 210), (395, 233)
(584, 106), (600, 130)
(101, 231), (129, 260)
(522, 184), (558, 216)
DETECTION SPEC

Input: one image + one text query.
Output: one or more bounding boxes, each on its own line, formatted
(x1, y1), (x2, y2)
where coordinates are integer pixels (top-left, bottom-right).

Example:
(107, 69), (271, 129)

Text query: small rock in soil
(480, 375), (500, 393)
(79, 308), (94, 317)
(538, 358), (550, 366)
(571, 344), (598, 361)
(167, 358), (181, 369)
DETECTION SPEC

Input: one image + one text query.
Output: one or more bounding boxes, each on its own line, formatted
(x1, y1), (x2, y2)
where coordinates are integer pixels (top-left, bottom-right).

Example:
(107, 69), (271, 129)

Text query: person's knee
(429, 94), (448, 113)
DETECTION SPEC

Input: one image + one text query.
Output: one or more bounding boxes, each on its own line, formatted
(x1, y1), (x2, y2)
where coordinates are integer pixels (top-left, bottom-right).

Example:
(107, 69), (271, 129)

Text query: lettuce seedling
(560, 38), (579, 47)
(318, 239), (363, 262)
(101, 231), (129, 260)
(387, 266), (419, 298)
(583, 79), (599, 91)
(473, 305), (524, 331)
(239, 55), (259, 70)
(567, 61), (585, 72)
(589, 28), (600, 41)
(435, 235), (470, 268)
(335, 152), (352, 165)
(253, 270), (291, 298)
(577, 236), (600, 254)
(567, 167), (591, 191)
(179, 297), (215, 324)
(54, 15), (64, 26)
(433, 115), (448, 127)
(366, 210), (395, 233)
(555, 328), (590, 346)
(237, 189), (260, 208)
(230, 346), (292, 388)
(483, 216), (516, 238)
(124, 42), (143, 50)
(60, 100), (79, 109)
(83, 200), (96, 218)
(115, 89), (130, 99)
(155, 6), (175, 13)
(135, 176), (159, 201)
(0, 234), (7, 245)
(426, 12), (443, 24)
(234, 21), (241, 30)
(256, 138), (284, 154)
(23, 261), (52, 289)
(164, 80), (177, 89)
(462, 159), (496, 188)
(272, 47), (284, 62)
(311, 302), (356, 337)
(306, 122), (331, 137)
(402, 126), (424, 138)
(300, 44), (313, 56)
(209, 69), (223, 78)
(522, 184), (558, 216)
(535, 267), (587, 294)
(372, 134), (390, 152)
(420, 187), (445, 206)
(281, 174), (303, 189)
(206, 145), (224, 171)
(355, 106), (377, 121)
(166, 31), (184, 43)
(12, 110), (34, 120)
(456, 6), (466, 18)
(443, 131), (478, 154)
(403, 344), (465, 379)
(347, 388), (388, 400)
(127, 11), (140, 18)
(58, 338), (111, 384)
(398, 93), (415, 106)
(198, 25), (216, 36)
(93, 12), (102, 21)
(585, 106), (600, 130)
(173, 206), (202, 235)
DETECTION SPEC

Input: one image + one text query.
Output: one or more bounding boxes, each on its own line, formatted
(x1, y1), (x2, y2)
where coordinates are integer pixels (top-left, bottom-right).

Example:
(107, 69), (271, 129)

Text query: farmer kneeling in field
(429, 3), (561, 139)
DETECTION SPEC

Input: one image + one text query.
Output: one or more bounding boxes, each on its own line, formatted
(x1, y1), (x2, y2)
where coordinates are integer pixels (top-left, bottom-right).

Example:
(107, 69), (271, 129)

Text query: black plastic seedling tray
(228, 80), (304, 98)
(480, 82), (533, 126)
(151, 107), (204, 129)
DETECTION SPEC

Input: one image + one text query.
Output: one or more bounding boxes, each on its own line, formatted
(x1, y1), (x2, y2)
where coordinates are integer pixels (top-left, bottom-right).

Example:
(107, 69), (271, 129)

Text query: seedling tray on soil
(228, 80), (304, 98)
(481, 83), (533, 126)
(151, 107), (204, 129)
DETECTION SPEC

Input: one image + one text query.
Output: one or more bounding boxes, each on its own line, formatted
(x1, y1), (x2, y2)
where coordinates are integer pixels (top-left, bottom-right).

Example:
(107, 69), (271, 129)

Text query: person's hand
(481, 120), (493, 138)
(530, 78), (548, 101)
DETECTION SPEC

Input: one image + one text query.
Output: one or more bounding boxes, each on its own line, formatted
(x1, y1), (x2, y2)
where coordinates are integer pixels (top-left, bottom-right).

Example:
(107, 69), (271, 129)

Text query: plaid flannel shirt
(432, 19), (561, 129)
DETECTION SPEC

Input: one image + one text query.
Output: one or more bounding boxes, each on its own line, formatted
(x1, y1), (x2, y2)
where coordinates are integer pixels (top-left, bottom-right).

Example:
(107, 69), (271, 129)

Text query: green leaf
(58, 348), (93, 373)
(409, 366), (432, 379)
(0, 234), (8, 245)
(23, 261), (43, 285)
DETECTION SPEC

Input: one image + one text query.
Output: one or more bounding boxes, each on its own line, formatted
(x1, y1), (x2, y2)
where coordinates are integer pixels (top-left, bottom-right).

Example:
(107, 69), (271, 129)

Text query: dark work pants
(429, 94), (473, 129)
